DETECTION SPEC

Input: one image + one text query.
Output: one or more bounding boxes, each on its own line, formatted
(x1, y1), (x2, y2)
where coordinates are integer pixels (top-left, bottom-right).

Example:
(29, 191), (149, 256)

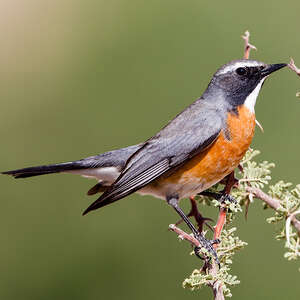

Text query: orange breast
(154, 105), (256, 196)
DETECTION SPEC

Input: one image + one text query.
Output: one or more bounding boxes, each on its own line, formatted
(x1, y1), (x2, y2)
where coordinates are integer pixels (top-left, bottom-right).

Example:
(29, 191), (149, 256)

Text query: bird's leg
(167, 196), (220, 266)
(175, 196), (214, 232)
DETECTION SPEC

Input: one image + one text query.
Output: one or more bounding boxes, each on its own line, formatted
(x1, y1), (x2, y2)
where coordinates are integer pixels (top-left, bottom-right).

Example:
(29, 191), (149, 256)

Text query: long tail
(2, 144), (142, 179)
(2, 144), (143, 212)
(1, 161), (86, 178)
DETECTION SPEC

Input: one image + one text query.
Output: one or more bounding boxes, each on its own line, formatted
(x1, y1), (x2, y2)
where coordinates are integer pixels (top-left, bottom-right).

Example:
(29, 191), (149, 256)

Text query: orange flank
(154, 105), (256, 195)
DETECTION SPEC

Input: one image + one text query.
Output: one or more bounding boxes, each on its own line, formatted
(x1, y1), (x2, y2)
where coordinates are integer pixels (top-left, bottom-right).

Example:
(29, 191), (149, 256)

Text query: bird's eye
(236, 67), (247, 76)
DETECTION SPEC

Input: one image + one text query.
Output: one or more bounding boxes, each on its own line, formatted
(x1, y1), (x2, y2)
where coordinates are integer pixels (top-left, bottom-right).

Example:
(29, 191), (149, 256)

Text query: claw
(211, 238), (221, 245)
(193, 234), (220, 267)
(200, 191), (237, 205)
(219, 194), (237, 204)
(194, 246), (220, 268)
(194, 246), (204, 260)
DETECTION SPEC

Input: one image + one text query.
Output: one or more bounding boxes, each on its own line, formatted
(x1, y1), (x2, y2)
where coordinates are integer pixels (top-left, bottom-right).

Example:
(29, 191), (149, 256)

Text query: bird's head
(205, 59), (286, 112)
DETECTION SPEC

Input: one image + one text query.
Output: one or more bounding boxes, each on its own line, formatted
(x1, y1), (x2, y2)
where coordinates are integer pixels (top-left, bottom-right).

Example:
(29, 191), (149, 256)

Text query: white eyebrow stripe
(217, 61), (263, 75)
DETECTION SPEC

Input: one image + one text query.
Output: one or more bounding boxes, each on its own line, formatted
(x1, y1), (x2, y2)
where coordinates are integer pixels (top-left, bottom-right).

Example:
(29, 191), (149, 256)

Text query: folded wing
(83, 99), (225, 215)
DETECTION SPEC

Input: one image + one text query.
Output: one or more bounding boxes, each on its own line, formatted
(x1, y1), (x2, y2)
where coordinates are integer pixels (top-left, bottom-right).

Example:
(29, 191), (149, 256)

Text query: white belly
(137, 176), (223, 200)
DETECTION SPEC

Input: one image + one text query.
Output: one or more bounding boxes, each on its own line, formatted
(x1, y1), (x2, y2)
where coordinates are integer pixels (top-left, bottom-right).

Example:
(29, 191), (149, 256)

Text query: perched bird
(2, 59), (286, 264)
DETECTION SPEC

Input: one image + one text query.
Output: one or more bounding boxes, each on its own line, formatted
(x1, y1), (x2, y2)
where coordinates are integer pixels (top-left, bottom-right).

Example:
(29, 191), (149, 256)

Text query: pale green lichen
(183, 228), (246, 297)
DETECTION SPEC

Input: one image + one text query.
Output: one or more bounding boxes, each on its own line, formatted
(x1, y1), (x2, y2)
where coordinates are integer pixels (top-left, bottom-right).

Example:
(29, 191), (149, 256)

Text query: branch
(214, 207), (227, 247)
(288, 58), (300, 77)
(169, 224), (200, 247)
(242, 31), (257, 59)
(169, 224), (225, 300)
(245, 186), (300, 235)
(245, 186), (280, 209)
(287, 58), (300, 98)
(286, 211), (300, 246)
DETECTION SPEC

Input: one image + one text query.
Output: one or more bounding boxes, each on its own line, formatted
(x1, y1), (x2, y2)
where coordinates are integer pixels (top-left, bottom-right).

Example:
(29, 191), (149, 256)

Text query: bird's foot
(219, 193), (237, 204)
(194, 233), (221, 267)
(199, 191), (237, 205)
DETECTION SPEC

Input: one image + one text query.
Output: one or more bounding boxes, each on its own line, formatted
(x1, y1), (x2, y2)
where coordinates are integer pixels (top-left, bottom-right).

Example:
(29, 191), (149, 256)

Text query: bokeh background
(1, 1), (300, 299)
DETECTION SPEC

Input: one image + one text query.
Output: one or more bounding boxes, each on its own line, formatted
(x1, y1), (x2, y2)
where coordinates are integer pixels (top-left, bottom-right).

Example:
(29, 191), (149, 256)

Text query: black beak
(261, 63), (287, 77)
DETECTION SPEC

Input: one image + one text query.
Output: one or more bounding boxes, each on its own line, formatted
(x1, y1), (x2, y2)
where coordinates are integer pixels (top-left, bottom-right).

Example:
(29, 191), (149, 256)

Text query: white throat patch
(244, 77), (266, 113)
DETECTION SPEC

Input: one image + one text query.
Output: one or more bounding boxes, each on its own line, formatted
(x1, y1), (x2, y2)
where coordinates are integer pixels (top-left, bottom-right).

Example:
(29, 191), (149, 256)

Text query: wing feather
(83, 99), (226, 215)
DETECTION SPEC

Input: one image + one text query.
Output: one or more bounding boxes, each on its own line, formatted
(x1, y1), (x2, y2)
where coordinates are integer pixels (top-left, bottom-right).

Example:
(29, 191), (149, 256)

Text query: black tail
(2, 161), (85, 179)
(2, 144), (142, 181)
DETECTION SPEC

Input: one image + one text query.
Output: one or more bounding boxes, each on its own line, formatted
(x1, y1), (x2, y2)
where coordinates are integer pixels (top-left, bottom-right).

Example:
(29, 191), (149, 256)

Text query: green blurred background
(1, 1), (300, 299)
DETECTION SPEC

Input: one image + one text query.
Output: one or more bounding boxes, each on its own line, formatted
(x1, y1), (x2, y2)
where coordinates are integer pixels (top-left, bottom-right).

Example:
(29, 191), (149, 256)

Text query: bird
(2, 59), (286, 264)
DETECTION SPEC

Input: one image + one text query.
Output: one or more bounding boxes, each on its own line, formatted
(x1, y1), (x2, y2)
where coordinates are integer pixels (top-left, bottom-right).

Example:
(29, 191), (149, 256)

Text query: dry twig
(169, 224), (225, 300)
(286, 210), (300, 246)
(169, 224), (200, 247)
(288, 58), (300, 98)
(288, 58), (300, 77)
(246, 186), (300, 235)
(242, 31), (257, 59)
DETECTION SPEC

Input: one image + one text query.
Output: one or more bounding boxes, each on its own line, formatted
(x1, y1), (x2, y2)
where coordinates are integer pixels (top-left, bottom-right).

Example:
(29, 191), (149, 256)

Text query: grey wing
(83, 99), (225, 215)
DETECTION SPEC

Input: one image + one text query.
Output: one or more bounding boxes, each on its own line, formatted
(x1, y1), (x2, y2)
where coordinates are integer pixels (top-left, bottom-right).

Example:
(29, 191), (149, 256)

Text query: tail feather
(2, 161), (85, 179)
(2, 143), (143, 213)
(2, 144), (142, 180)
